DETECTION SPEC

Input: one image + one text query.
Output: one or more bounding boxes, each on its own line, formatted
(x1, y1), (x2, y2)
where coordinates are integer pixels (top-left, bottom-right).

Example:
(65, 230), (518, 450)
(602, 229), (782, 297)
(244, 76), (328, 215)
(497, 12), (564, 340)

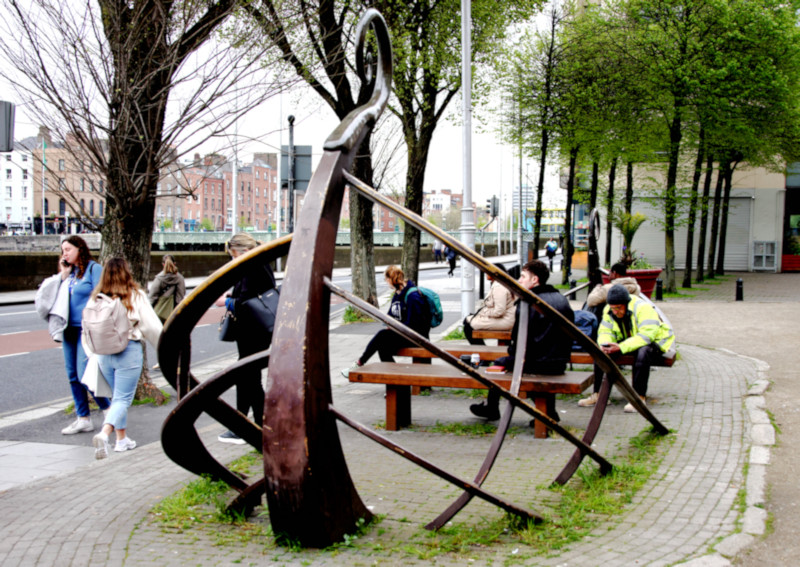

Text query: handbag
(239, 288), (280, 333)
(81, 355), (112, 399)
(218, 309), (237, 342)
(153, 293), (175, 321)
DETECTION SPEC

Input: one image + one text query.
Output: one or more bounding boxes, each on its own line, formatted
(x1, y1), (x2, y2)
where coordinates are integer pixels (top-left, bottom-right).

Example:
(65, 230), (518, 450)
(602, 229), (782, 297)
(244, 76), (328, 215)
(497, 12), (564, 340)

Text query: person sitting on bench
(584, 262), (641, 320)
(341, 265), (431, 377)
(463, 264), (515, 346)
(577, 284), (676, 412)
(470, 260), (574, 421)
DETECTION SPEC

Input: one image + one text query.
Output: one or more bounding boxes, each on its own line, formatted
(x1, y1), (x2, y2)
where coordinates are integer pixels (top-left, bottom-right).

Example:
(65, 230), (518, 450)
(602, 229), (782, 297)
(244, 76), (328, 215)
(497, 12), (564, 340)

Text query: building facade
(1, 140), (35, 234)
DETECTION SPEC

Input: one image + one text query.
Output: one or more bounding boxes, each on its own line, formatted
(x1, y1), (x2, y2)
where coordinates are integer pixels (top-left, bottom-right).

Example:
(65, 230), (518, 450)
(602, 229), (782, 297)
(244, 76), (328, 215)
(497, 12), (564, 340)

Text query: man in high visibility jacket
(577, 284), (676, 412)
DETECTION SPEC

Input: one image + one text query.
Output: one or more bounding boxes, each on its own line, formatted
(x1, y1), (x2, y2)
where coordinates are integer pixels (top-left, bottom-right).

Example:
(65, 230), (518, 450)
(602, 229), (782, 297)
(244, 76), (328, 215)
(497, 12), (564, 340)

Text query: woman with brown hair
(35, 235), (111, 435)
(86, 257), (162, 459)
(148, 254), (186, 322)
(342, 265), (431, 376)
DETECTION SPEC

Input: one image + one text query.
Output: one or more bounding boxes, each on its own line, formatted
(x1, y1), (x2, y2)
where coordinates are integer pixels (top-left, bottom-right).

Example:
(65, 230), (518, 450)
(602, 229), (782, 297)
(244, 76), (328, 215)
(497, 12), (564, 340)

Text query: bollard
(736, 278), (743, 301)
(569, 279), (577, 301)
(655, 278), (663, 301)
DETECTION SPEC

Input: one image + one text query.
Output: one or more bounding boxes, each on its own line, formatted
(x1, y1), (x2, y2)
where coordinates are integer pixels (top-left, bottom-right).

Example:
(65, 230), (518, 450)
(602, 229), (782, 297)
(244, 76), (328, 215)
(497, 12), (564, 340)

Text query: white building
(0, 139), (35, 234)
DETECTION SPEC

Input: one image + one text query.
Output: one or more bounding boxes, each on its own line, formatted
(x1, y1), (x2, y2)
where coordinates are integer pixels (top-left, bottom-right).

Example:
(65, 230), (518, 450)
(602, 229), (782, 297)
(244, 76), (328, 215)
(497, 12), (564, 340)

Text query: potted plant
(603, 211), (662, 298)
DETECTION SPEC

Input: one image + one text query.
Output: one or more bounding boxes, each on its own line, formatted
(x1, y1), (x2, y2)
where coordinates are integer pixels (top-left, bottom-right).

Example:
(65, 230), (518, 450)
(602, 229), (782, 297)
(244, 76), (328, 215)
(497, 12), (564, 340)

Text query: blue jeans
(63, 326), (110, 417)
(98, 340), (143, 431)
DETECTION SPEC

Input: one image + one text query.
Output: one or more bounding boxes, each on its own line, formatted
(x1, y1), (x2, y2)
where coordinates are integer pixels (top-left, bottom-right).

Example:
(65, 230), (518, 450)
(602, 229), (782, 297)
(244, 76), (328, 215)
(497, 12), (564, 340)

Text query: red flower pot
(602, 268), (663, 298)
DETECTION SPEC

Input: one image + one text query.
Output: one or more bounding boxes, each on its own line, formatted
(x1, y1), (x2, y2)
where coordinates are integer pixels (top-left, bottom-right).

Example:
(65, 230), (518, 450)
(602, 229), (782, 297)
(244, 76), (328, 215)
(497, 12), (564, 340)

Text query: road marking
(1, 331), (29, 336)
(0, 351), (29, 358)
(0, 310), (36, 316)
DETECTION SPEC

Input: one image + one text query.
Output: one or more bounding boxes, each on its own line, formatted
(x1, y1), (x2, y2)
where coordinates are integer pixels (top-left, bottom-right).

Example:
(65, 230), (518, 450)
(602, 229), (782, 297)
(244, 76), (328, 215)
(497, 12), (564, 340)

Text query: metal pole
(459, 0), (475, 319)
(41, 137), (46, 234)
(288, 115), (296, 234)
(231, 148), (237, 233)
(275, 95), (283, 271)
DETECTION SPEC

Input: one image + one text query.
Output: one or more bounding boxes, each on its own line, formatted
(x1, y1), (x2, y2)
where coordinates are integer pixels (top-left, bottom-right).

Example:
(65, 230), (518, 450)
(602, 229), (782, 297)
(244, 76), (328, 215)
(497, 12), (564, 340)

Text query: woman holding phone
(37, 236), (111, 434)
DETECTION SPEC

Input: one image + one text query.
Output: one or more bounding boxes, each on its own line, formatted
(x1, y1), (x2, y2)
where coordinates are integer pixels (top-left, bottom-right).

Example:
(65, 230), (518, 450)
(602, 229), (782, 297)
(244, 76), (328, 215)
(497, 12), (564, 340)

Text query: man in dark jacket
(470, 260), (574, 421)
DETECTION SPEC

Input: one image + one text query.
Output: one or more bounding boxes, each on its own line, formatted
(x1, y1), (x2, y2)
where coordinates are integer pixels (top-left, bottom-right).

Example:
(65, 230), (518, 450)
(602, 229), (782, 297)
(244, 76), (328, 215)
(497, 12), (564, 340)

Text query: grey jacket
(34, 274), (70, 342)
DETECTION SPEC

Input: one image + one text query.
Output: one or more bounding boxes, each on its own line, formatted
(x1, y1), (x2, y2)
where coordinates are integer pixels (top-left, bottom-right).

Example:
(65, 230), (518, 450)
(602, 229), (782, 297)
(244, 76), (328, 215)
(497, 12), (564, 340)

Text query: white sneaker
(114, 437), (137, 452)
(62, 418), (94, 435)
(624, 396), (647, 413)
(92, 433), (109, 460)
(341, 362), (361, 378)
(577, 393), (599, 407)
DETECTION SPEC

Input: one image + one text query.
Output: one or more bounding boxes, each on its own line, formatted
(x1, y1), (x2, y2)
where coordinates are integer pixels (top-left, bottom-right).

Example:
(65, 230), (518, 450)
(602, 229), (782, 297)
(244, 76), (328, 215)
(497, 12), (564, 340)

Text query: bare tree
(0, 0), (287, 282)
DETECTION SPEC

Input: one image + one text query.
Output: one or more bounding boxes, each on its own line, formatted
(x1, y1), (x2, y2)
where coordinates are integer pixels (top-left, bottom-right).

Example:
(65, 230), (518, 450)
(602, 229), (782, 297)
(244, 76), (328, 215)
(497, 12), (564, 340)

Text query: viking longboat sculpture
(158, 8), (668, 548)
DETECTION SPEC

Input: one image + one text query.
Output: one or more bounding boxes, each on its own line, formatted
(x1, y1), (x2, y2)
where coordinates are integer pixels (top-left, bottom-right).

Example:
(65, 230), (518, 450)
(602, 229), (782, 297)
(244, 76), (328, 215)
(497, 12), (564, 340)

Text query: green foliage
(342, 305), (375, 324)
(131, 388), (172, 406)
(199, 217), (215, 231)
(442, 326), (466, 340)
(612, 211), (647, 265)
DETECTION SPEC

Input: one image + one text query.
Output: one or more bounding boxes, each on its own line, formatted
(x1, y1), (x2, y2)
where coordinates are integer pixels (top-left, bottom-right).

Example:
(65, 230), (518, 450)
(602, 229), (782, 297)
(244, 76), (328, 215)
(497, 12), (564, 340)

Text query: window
(80, 178), (85, 191)
(5, 186), (11, 198)
(5, 207), (11, 219)
(204, 197), (208, 209)
(157, 205), (162, 216)
(99, 201), (103, 216)
(89, 200), (94, 216)
(167, 206), (172, 217)
(22, 186), (27, 199)
(211, 198), (215, 210)
(90, 181), (95, 192)
(4, 155), (9, 161)
(5, 169), (10, 180)
(156, 183), (162, 195)
(22, 155), (27, 162)
(58, 159), (65, 171)
(22, 169), (28, 180)
(99, 181), (104, 193)
(58, 178), (66, 191)
(80, 199), (85, 211)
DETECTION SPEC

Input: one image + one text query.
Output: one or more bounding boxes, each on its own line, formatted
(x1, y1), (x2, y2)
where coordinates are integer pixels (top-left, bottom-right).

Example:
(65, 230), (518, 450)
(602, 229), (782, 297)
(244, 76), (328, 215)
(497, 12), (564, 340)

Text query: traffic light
(485, 198), (493, 216)
(491, 196), (499, 217)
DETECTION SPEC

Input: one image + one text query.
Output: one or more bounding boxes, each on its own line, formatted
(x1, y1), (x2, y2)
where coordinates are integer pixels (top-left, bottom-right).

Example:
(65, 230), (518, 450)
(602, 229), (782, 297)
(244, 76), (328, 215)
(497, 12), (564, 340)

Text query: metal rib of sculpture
(158, 8), (668, 548)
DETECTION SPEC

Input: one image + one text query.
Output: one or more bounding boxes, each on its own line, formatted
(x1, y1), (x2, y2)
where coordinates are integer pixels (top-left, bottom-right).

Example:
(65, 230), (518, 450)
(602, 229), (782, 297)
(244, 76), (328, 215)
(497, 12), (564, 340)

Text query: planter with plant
(604, 211), (662, 298)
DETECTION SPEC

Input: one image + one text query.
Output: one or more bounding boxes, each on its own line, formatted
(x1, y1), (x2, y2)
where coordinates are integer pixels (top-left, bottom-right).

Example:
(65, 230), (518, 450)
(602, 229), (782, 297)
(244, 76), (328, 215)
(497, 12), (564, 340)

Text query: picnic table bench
(348, 362), (593, 438)
(471, 329), (512, 345)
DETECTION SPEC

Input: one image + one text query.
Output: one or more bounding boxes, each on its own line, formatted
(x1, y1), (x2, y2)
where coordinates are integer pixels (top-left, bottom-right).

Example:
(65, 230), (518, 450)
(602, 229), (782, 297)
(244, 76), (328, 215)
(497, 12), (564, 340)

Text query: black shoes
(470, 402), (500, 421)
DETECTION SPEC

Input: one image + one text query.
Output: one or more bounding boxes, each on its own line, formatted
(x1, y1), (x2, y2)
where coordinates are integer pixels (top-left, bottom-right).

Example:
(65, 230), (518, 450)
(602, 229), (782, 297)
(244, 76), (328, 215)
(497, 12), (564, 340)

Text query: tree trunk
(562, 147), (578, 285)
(663, 112), (683, 293)
(533, 128), (550, 258)
(605, 157), (617, 265)
(715, 159), (738, 276)
(589, 161), (599, 210)
(707, 159), (727, 278)
(625, 161), (634, 213)
(682, 129), (704, 288)
(349, 137), (378, 307)
(695, 153), (714, 283)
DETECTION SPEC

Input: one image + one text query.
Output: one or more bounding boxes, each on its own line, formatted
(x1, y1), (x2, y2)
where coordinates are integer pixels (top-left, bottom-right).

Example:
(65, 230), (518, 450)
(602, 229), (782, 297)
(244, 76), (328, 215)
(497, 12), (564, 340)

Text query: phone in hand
(60, 259), (70, 267)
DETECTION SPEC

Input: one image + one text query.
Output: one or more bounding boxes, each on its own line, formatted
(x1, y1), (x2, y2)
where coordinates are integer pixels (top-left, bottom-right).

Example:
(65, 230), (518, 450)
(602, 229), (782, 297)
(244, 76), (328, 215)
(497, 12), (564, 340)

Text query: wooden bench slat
(350, 362), (591, 394)
(395, 346), (675, 368)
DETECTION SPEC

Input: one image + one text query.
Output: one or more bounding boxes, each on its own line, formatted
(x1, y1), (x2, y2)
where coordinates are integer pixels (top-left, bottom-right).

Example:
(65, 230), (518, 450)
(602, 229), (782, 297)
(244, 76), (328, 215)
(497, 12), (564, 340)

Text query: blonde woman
(87, 257), (162, 459)
(214, 233), (277, 444)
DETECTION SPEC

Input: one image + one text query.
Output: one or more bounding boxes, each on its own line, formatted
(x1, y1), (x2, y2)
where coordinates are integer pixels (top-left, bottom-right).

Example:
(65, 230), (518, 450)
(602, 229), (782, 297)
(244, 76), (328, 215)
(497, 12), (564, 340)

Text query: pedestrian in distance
(148, 254), (186, 323)
(576, 284), (675, 412)
(432, 238), (443, 264)
(34, 235), (111, 435)
(545, 237), (558, 270)
(342, 265), (431, 376)
(445, 245), (457, 277)
(214, 233), (277, 445)
(87, 257), (163, 459)
(470, 260), (574, 422)
(463, 264), (515, 346)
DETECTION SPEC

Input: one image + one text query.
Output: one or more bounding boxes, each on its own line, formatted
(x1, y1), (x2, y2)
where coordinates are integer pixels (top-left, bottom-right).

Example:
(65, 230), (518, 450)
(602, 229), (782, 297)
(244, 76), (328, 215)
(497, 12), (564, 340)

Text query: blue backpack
(572, 309), (598, 351)
(406, 286), (444, 328)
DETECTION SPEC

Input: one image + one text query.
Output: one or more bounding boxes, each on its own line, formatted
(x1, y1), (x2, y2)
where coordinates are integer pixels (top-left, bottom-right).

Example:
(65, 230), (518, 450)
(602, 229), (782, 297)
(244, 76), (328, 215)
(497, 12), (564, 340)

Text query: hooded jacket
(148, 271), (186, 306)
(598, 296), (675, 355)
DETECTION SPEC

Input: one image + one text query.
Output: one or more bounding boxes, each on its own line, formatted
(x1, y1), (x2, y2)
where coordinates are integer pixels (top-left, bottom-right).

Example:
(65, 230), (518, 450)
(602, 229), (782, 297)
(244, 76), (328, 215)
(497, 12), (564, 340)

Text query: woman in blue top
(342, 265), (431, 376)
(58, 236), (111, 435)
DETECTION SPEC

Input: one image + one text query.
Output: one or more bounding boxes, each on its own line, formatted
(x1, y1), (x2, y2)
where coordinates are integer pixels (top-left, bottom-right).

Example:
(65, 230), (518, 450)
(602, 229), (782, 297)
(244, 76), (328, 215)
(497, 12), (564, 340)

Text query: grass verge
(342, 305), (375, 323)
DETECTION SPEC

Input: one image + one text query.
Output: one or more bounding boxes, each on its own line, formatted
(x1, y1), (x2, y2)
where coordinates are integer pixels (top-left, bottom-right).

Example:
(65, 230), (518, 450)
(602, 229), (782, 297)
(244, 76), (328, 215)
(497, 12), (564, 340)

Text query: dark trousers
(447, 257), (456, 275)
(463, 317), (486, 346)
(235, 333), (272, 427)
(359, 329), (415, 364)
(593, 344), (664, 397)
(485, 361), (564, 409)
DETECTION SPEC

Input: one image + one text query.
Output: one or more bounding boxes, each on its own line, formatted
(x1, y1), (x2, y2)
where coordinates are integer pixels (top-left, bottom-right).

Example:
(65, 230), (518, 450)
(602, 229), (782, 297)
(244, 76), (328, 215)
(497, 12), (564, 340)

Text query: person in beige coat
(464, 264), (516, 345)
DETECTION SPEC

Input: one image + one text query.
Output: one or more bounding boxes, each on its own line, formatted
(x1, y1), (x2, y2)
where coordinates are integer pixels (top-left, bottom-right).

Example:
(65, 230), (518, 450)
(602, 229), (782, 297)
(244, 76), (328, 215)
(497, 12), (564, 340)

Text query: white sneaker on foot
(624, 396), (647, 413)
(62, 418), (94, 435)
(114, 437), (137, 452)
(578, 392), (599, 407)
(93, 433), (109, 460)
(341, 362), (361, 378)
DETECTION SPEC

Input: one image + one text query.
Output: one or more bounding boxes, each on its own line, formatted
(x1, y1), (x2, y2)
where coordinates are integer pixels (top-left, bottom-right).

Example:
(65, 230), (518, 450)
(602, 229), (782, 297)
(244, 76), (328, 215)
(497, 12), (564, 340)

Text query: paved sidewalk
(0, 266), (795, 565)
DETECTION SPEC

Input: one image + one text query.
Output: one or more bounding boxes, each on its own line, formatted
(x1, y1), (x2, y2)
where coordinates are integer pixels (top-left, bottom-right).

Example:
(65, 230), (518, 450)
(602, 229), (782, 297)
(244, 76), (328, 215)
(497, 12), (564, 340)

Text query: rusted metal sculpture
(158, 8), (668, 548)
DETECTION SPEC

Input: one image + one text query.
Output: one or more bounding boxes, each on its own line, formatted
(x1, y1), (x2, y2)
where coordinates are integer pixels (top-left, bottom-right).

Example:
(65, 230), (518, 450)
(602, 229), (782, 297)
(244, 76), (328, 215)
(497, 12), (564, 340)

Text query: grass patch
(132, 388), (172, 406)
(443, 326), (466, 340)
(663, 290), (695, 298)
(342, 305), (375, 324)
(409, 420), (527, 437)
